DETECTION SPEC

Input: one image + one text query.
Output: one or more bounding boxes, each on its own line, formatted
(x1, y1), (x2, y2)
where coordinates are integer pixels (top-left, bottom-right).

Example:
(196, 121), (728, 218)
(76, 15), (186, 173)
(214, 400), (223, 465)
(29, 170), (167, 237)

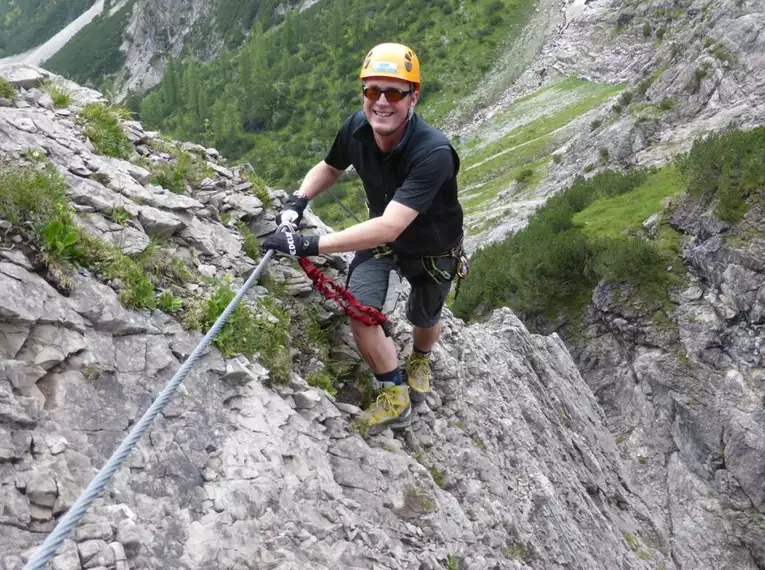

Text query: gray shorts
(347, 250), (457, 328)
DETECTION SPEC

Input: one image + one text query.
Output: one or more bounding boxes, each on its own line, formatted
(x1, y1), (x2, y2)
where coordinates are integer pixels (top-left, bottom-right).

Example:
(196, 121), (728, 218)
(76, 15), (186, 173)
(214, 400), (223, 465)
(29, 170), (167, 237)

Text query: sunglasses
(362, 86), (413, 103)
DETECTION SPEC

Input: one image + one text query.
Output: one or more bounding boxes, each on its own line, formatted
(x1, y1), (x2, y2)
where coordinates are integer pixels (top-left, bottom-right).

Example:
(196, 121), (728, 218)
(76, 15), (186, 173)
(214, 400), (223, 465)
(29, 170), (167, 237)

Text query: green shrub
(679, 125), (765, 222)
(659, 98), (675, 110)
(599, 147), (610, 164)
(656, 27), (667, 40)
(0, 159), (160, 310)
(594, 237), (665, 284)
(515, 168), (534, 184)
(0, 77), (16, 99)
(618, 91), (634, 107)
(642, 22), (652, 37)
(453, 170), (650, 323)
(552, 153), (563, 164)
(590, 119), (602, 131)
(77, 103), (133, 158)
(150, 161), (187, 194)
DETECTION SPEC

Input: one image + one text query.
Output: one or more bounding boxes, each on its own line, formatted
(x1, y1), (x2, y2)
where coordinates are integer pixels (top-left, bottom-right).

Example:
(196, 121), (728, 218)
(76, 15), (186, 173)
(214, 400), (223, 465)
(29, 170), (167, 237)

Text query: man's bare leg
(412, 321), (442, 353)
(349, 318), (398, 374)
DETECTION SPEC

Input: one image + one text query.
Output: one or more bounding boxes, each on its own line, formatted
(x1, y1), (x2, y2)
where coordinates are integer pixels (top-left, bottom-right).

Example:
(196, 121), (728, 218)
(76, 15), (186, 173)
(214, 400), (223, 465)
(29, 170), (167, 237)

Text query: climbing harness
(22, 221), (296, 570)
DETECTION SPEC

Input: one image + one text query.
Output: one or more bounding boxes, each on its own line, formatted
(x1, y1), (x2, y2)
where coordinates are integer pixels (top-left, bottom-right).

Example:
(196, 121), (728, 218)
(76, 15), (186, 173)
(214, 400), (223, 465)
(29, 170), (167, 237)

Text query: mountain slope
(0, 0), (97, 58)
(0, 63), (661, 570)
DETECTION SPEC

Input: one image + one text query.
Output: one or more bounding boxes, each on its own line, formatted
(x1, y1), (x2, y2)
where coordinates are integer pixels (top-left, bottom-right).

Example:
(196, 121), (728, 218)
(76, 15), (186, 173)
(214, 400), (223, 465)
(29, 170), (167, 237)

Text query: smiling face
(362, 76), (419, 145)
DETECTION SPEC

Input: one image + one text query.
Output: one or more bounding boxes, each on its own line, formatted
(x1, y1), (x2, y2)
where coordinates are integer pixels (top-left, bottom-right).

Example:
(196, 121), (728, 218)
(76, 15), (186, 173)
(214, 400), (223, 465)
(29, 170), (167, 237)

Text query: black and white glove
(278, 193), (309, 226)
(262, 232), (320, 257)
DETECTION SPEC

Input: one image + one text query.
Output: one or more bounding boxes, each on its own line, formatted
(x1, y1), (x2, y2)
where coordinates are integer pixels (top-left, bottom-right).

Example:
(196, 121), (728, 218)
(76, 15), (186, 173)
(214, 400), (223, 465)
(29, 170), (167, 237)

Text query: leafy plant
(659, 97), (675, 110)
(157, 290), (184, 313)
(41, 216), (79, 261)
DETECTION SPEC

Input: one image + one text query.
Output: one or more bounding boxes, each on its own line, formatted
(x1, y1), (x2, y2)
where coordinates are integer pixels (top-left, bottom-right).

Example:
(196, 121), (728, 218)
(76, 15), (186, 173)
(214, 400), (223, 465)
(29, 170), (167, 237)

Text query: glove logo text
(286, 233), (297, 256)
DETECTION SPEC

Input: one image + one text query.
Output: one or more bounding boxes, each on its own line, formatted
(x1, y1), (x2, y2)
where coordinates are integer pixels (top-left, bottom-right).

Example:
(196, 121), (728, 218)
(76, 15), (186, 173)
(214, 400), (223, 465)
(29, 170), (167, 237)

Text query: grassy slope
(455, 77), (625, 230)
(573, 164), (684, 239)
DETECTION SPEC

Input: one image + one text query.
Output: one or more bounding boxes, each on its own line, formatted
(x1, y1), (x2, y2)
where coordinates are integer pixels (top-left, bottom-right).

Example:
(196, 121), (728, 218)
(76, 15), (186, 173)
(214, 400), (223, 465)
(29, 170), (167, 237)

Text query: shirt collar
(353, 112), (418, 154)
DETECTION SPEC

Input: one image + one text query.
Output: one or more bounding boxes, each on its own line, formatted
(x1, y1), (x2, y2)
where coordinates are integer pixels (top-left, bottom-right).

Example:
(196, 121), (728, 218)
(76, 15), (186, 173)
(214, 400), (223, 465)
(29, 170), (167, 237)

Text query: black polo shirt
(324, 110), (463, 256)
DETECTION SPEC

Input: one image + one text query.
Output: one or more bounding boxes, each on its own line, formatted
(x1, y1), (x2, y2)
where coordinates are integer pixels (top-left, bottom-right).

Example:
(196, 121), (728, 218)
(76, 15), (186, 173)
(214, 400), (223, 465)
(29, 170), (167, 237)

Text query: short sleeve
(392, 148), (455, 214)
(324, 116), (354, 171)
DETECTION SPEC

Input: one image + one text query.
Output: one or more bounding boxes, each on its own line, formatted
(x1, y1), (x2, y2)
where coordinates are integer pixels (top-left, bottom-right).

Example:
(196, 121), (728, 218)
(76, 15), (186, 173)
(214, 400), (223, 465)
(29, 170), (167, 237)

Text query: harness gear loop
(298, 257), (388, 327)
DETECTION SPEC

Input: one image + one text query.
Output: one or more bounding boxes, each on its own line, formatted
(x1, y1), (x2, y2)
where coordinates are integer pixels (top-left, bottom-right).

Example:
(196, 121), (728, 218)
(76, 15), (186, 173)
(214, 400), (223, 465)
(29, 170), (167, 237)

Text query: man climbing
(263, 42), (464, 435)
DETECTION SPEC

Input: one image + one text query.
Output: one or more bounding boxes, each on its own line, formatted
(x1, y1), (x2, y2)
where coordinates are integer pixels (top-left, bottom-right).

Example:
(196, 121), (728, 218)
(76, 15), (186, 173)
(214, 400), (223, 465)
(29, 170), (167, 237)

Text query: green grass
(0, 77), (17, 99)
(573, 164), (684, 239)
(0, 159), (68, 226)
(184, 283), (292, 384)
(142, 141), (212, 194)
(307, 371), (337, 397)
(77, 103), (133, 159)
(43, 81), (72, 108)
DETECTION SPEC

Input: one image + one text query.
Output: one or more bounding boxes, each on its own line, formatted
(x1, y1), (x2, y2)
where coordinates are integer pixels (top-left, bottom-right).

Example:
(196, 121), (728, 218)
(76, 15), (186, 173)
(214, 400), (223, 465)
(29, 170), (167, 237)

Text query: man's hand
(262, 232), (320, 257)
(278, 194), (309, 226)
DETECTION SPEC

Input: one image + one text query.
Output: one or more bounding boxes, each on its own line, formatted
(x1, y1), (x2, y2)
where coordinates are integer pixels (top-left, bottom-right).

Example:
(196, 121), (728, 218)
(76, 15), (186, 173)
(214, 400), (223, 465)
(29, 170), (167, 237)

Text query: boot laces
(373, 388), (397, 412)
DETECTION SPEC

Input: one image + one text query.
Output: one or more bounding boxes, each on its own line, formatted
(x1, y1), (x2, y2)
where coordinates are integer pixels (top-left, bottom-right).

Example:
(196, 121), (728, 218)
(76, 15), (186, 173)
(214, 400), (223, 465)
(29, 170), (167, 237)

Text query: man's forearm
(318, 218), (398, 254)
(297, 161), (343, 200)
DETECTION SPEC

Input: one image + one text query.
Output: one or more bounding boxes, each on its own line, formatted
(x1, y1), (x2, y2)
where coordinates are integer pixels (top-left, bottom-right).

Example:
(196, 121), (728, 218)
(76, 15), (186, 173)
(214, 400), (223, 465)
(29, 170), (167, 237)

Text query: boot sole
(409, 388), (428, 403)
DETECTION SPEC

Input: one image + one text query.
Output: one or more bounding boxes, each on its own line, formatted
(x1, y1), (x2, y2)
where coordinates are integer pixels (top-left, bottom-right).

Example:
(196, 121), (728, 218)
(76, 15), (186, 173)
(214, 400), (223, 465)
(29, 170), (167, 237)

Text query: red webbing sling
(297, 257), (388, 327)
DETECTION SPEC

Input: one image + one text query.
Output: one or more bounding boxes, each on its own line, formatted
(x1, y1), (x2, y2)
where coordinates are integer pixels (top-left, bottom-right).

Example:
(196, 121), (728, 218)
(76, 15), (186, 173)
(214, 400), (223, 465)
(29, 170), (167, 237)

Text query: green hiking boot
(406, 352), (432, 403)
(357, 384), (411, 436)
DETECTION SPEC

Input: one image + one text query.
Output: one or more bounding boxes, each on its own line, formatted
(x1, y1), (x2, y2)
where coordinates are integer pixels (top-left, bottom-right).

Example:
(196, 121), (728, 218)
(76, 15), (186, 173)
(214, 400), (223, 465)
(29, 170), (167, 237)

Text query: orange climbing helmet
(360, 43), (420, 91)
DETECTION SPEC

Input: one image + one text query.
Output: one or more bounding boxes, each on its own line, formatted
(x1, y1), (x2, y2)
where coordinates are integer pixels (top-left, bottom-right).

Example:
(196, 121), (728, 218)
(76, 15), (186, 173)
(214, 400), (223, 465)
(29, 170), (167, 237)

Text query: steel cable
(23, 249), (276, 570)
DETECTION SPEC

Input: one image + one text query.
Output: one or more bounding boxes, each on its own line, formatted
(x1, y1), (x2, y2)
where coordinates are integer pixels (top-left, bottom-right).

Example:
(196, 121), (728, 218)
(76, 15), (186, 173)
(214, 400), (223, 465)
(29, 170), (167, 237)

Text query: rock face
(0, 66), (663, 569)
(116, 0), (224, 98)
(573, 199), (765, 569)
